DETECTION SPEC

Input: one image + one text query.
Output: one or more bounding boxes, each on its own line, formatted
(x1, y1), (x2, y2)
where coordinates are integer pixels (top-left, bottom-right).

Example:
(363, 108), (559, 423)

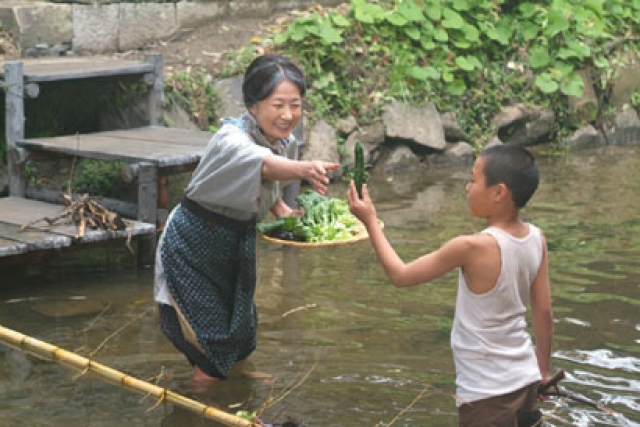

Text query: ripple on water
(554, 349), (640, 373)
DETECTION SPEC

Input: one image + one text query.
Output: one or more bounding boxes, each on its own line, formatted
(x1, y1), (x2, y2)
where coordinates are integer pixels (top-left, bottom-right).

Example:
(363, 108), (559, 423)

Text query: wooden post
(4, 61), (27, 197)
(145, 53), (164, 126)
(137, 162), (158, 266)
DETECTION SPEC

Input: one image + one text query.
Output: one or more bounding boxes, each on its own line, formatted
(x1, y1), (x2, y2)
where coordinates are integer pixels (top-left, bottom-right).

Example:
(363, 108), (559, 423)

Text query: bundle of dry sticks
(21, 193), (127, 239)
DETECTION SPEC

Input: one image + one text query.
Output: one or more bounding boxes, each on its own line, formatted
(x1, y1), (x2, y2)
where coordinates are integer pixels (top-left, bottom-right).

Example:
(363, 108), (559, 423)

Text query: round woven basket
(260, 220), (383, 248)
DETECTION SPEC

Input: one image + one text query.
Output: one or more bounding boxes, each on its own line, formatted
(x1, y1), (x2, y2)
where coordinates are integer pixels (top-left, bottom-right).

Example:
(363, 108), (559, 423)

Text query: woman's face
(249, 79), (302, 143)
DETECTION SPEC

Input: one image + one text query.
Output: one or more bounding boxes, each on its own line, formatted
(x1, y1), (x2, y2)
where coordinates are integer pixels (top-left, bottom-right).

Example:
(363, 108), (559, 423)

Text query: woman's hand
(271, 198), (302, 218)
(346, 180), (377, 227)
(305, 161), (340, 195)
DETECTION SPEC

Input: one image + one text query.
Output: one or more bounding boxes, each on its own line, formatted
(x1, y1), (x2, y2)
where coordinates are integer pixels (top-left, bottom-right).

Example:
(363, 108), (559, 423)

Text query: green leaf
(434, 27), (449, 42)
(485, 22), (513, 46)
(312, 19), (343, 45)
(455, 56), (476, 71)
(557, 48), (578, 60)
(584, 0), (604, 16)
(442, 68), (454, 83)
(409, 66), (440, 80)
(519, 3), (538, 19)
(451, 0), (472, 12)
(561, 72), (585, 97)
(420, 36), (436, 50)
(535, 73), (559, 93)
(442, 8), (464, 29)
(545, 9), (570, 37)
(397, 0), (425, 23)
(386, 12), (408, 27)
(404, 26), (421, 41)
(529, 46), (550, 69)
(520, 22), (540, 41)
(592, 55), (609, 69)
(446, 78), (466, 96)
(331, 14), (350, 27)
(425, 2), (442, 21)
(353, 0), (385, 24)
(566, 38), (591, 58)
(461, 23), (480, 43)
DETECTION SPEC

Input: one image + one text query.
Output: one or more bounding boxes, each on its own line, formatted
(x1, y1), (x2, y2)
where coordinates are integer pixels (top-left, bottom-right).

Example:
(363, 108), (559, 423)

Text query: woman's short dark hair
(480, 144), (539, 208)
(242, 54), (306, 109)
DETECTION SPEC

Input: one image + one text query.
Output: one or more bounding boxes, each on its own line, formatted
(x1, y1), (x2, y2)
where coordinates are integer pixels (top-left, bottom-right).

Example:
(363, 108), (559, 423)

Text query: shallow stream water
(1, 146), (639, 426)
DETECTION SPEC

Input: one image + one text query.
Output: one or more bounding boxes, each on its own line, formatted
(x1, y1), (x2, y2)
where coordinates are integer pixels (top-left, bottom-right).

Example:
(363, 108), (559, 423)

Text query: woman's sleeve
(185, 126), (272, 212)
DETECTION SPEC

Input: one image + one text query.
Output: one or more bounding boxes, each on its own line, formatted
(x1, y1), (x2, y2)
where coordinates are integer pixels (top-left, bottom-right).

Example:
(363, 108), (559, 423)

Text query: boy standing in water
(347, 144), (554, 426)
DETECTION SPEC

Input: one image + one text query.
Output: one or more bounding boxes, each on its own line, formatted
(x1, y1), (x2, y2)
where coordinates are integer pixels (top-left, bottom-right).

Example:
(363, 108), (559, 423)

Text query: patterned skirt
(159, 198), (257, 379)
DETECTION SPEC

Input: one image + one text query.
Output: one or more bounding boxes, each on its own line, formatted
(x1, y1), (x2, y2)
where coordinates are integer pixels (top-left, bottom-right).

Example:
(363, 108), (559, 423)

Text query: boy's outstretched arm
(530, 233), (554, 384)
(347, 181), (467, 288)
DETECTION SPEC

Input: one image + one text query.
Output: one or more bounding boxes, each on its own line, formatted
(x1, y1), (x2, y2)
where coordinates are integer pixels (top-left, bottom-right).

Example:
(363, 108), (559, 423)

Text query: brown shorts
(458, 381), (542, 427)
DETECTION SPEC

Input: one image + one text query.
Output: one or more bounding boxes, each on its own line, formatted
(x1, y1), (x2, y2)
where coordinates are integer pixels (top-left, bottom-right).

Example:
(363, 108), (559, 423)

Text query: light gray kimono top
(185, 113), (299, 221)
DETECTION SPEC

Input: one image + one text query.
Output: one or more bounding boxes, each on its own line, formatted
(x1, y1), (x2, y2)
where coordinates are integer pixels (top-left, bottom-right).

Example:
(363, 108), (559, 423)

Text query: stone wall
(0, 0), (341, 54)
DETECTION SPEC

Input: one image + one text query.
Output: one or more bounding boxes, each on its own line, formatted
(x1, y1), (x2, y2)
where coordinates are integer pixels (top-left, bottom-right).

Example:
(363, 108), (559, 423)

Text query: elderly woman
(154, 54), (338, 381)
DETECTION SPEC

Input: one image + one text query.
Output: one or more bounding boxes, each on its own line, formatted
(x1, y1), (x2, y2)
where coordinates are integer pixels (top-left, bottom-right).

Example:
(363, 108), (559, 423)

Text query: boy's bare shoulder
(448, 233), (497, 251)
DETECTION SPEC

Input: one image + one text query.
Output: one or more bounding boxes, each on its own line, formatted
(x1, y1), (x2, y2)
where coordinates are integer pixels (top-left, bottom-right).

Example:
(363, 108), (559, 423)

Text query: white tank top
(451, 224), (543, 404)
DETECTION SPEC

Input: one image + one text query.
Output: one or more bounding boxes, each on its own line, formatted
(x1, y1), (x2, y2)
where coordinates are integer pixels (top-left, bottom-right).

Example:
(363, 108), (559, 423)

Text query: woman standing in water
(154, 54), (339, 381)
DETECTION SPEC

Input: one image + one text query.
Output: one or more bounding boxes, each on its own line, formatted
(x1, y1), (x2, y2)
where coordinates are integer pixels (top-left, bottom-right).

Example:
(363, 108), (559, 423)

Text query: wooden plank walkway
(0, 57), (155, 82)
(1, 55), (215, 265)
(0, 197), (156, 260)
(18, 126), (212, 167)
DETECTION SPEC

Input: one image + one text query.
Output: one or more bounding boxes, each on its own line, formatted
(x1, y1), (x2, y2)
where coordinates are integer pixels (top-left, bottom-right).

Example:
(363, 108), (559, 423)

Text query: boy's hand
(347, 180), (377, 226)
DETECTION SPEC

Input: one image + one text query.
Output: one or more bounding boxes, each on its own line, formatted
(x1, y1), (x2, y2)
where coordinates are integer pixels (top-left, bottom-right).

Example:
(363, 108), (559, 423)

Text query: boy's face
(465, 156), (493, 217)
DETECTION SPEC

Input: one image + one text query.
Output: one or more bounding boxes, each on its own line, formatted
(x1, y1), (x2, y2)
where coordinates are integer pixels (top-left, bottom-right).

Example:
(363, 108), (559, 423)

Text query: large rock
(213, 75), (245, 119)
(603, 109), (640, 146)
(0, 161), (8, 197)
(609, 51), (640, 110)
(301, 119), (340, 165)
(383, 101), (446, 151)
(562, 125), (605, 150)
(428, 142), (474, 168)
(491, 103), (555, 146)
(567, 69), (599, 126)
(381, 144), (423, 174)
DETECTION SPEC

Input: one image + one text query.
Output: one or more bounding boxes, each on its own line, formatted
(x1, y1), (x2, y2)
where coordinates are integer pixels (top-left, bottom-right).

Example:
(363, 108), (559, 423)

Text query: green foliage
(164, 68), (218, 131)
(269, 0), (640, 143)
(632, 89), (640, 112)
(70, 160), (128, 198)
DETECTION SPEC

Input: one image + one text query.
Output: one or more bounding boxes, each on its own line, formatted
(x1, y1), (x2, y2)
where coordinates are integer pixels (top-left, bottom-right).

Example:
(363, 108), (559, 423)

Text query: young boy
(347, 144), (553, 426)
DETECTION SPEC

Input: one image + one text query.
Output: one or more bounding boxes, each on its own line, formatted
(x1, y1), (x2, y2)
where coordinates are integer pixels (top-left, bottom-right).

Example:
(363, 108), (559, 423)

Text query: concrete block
(177, 1), (227, 28)
(0, 3), (72, 49)
(228, 0), (272, 16)
(72, 4), (119, 52)
(118, 3), (179, 51)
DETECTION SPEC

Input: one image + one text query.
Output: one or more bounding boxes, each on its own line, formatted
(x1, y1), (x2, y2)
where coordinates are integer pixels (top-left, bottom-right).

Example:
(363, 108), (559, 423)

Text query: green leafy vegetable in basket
(256, 190), (361, 243)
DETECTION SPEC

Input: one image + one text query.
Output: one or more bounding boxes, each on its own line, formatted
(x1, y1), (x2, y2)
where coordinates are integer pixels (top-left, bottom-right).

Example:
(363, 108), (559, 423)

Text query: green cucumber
(354, 141), (366, 198)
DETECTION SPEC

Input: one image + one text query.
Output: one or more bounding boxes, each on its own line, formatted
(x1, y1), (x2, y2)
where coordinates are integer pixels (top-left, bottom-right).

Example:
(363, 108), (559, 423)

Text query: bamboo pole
(0, 325), (255, 427)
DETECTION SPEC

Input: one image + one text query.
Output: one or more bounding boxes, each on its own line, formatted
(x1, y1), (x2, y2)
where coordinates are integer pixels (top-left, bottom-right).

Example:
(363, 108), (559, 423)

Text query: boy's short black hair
(242, 54), (306, 109)
(480, 144), (539, 208)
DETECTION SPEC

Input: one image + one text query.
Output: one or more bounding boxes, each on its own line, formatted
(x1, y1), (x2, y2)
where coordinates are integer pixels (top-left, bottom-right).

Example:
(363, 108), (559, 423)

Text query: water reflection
(0, 146), (639, 426)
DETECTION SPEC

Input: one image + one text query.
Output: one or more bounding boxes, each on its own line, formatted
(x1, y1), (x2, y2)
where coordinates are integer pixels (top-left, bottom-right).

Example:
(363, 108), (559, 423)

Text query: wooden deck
(0, 197), (155, 261)
(18, 126), (212, 167)
(1, 55), (214, 265)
